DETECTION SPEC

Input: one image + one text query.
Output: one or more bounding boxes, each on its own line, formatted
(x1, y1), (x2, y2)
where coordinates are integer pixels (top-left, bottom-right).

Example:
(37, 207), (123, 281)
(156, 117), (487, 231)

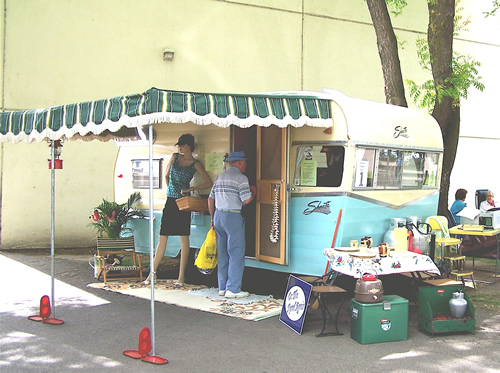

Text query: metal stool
(444, 255), (466, 271)
(451, 269), (476, 291)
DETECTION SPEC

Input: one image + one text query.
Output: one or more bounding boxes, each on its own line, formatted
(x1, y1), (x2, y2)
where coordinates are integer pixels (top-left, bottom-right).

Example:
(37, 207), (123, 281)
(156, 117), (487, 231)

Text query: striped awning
(0, 87), (333, 143)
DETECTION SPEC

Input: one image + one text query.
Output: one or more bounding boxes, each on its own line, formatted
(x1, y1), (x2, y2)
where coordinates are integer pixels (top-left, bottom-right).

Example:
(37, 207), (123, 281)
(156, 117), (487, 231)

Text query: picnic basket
(176, 189), (208, 212)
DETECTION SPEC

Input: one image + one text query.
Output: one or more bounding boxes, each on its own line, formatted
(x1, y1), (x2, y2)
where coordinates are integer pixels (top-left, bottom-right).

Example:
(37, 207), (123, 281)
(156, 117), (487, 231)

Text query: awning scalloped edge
(0, 111), (333, 144)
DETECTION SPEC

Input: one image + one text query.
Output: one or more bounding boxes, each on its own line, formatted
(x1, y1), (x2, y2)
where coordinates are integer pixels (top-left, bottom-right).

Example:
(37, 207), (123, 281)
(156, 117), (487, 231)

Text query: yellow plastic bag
(194, 227), (217, 269)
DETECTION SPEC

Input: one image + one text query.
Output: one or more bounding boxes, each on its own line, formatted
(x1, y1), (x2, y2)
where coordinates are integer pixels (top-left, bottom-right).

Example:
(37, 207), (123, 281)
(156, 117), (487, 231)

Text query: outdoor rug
(87, 280), (283, 321)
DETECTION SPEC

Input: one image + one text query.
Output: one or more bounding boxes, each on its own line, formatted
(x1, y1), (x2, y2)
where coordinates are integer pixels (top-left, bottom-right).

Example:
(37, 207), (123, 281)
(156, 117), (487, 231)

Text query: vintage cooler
(351, 295), (409, 344)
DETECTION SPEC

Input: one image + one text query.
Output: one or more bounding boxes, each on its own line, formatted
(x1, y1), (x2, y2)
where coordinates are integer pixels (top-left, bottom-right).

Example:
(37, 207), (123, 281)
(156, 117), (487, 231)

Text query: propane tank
(405, 216), (431, 254)
(383, 218), (406, 248)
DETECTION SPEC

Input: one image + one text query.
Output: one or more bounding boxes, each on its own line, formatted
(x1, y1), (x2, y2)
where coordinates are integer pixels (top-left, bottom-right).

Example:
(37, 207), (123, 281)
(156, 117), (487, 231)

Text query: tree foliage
(405, 4), (484, 112)
(385, 0), (407, 15)
(484, 0), (499, 17)
(406, 40), (484, 112)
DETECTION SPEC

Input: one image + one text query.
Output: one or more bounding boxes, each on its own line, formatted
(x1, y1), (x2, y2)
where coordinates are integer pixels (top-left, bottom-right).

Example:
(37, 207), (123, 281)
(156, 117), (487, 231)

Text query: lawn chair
(96, 237), (143, 283)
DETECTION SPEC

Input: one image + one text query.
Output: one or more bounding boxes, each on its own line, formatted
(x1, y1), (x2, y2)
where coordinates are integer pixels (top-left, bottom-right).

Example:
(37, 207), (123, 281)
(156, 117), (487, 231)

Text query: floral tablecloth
(323, 248), (440, 279)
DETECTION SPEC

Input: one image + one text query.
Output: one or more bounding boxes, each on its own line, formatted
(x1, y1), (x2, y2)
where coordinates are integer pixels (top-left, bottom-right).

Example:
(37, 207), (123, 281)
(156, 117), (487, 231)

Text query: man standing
(208, 151), (256, 298)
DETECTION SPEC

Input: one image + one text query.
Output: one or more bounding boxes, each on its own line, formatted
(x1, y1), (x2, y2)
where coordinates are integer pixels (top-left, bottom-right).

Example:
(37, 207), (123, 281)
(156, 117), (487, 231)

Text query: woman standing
(143, 134), (212, 286)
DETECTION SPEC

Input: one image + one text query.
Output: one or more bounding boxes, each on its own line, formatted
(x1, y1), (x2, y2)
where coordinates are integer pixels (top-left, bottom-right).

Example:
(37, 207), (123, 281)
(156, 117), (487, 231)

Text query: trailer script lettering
(303, 201), (331, 215)
(393, 126), (409, 138)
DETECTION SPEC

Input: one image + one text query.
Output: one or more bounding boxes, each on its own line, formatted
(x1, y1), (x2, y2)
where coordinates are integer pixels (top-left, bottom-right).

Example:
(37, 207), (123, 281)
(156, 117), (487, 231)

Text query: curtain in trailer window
(355, 148), (376, 188)
(423, 153), (440, 187)
(401, 151), (425, 188)
(377, 150), (403, 189)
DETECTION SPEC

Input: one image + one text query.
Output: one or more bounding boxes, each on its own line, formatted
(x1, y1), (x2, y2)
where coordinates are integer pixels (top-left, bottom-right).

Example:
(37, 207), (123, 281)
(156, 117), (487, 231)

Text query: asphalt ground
(1, 249), (499, 373)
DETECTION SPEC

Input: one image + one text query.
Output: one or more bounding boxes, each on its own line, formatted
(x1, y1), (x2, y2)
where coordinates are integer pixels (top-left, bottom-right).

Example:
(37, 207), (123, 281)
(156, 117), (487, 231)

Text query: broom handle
(323, 209), (342, 280)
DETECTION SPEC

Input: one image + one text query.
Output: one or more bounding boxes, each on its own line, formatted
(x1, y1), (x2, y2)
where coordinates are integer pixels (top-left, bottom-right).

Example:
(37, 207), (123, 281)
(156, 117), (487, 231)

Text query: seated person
(480, 190), (499, 212)
(450, 188), (467, 223)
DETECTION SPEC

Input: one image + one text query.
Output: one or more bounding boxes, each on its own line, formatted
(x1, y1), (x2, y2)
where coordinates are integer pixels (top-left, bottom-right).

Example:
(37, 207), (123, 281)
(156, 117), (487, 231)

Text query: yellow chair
(426, 216), (461, 260)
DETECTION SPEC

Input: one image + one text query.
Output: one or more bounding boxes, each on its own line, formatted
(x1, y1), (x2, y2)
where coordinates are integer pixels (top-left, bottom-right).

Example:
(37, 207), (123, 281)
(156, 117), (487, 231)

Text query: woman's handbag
(176, 188), (208, 212)
(194, 227), (217, 269)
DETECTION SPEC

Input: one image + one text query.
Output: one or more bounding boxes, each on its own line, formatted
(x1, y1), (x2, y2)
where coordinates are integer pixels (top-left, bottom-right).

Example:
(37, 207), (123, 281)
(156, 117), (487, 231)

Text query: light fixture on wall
(162, 48), (175, 61)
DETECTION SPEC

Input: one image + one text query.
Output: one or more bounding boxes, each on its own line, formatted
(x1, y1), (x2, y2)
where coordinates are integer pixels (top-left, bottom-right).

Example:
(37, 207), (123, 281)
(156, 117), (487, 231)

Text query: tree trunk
(366, 0), (408, 107)
(427, 0), (458, 216)
(436, 99), (460, 217)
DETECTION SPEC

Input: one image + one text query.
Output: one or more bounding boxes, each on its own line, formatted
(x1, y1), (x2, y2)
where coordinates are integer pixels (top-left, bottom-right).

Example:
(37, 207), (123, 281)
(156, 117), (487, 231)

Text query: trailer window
(355, 148), (440, 190)
(293, 145), (344, 187)
(131, 159), (162, 189)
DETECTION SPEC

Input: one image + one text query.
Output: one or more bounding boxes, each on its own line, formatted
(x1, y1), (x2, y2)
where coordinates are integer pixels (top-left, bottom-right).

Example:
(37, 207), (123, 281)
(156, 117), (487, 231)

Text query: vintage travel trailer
(113, 88), (444, 277)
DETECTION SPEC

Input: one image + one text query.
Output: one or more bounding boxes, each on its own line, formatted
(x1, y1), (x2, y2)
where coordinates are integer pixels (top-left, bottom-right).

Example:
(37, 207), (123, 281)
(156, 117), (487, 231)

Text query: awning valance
(0, 87), (333, 143)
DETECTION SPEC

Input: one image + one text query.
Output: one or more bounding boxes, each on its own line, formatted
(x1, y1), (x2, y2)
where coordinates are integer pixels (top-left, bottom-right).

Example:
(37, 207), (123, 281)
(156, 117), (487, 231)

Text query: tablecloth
(323, 248), (440, 279)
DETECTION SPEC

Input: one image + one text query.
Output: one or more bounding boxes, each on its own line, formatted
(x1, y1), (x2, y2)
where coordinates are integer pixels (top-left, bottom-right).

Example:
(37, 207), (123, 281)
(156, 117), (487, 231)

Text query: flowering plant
(88, 192), (145, 239)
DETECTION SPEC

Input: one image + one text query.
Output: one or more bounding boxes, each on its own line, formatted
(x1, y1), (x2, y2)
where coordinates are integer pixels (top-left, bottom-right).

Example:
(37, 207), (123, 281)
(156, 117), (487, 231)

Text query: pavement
(1, 249), (499, 373)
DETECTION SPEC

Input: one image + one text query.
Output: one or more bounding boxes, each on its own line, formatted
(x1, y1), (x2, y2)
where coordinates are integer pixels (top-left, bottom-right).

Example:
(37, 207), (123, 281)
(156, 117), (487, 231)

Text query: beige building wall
(0, 0), (498, 249)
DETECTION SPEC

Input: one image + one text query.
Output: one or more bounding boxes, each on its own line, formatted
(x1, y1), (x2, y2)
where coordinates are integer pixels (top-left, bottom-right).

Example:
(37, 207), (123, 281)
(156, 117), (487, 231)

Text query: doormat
(87, 280), (282, 321)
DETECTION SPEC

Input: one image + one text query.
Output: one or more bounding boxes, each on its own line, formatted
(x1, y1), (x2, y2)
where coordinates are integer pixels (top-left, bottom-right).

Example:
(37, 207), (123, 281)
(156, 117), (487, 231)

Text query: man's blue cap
(226, 151), (247, 162)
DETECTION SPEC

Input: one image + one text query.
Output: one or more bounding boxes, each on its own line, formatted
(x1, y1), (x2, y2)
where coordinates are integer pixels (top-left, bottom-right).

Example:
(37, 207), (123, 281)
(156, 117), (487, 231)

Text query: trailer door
(255, 126), (288, 264)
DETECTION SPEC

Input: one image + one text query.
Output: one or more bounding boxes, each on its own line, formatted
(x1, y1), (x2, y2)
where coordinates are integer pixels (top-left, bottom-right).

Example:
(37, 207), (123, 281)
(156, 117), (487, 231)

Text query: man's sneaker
(218, 290), (226, 296)
(225, 290), (250, 299)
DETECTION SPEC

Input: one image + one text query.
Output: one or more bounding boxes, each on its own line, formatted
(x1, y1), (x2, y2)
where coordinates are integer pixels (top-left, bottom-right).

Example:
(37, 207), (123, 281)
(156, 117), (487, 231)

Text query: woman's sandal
(141, 274), (157, 286)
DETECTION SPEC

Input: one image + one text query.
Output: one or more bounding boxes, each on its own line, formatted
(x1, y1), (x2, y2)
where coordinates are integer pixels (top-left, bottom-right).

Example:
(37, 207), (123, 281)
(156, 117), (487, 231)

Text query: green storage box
(418, 285), (475, 336)
(351, 295), (409, 344)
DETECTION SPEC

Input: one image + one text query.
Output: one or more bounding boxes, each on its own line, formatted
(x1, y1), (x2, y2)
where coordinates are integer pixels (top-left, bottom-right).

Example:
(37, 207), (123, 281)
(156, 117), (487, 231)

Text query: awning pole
(148, 125), (156, 355)
(50, 141), (56, 315)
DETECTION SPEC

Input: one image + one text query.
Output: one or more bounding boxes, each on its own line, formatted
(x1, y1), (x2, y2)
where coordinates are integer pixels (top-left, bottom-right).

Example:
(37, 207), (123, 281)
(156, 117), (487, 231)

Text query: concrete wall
(0, 0), (498, 248)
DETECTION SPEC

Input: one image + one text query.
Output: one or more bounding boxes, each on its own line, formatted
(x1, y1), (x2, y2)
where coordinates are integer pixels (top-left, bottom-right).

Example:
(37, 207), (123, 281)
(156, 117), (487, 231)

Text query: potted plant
(88, 192), (145, 281)
(88, 192), (145, 239)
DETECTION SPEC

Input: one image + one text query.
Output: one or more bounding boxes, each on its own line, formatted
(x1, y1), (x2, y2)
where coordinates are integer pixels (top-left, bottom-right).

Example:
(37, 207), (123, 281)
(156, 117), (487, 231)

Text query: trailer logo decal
(380, 318), (392, 331)
(303, 201), (331, 215)
(394, 125), (409, 138)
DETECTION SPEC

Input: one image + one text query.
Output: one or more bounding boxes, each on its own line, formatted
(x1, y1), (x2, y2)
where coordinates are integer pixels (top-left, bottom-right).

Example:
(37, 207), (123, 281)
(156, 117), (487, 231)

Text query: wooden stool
(311, 285), (346, 337)
(299, 276), (325, 310)
(298, 275), (324, 285)
(451, 270), (476, 291)
(422, 278), (462, 287)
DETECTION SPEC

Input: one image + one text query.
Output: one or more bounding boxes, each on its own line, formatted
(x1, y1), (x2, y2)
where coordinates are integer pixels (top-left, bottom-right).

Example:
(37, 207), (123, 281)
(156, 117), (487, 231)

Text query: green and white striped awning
(0, 87), (333, 143)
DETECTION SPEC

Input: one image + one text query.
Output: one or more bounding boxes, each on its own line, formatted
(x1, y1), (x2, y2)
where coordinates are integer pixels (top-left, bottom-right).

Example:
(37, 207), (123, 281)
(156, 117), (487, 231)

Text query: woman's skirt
(160, 197), (191, 236)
